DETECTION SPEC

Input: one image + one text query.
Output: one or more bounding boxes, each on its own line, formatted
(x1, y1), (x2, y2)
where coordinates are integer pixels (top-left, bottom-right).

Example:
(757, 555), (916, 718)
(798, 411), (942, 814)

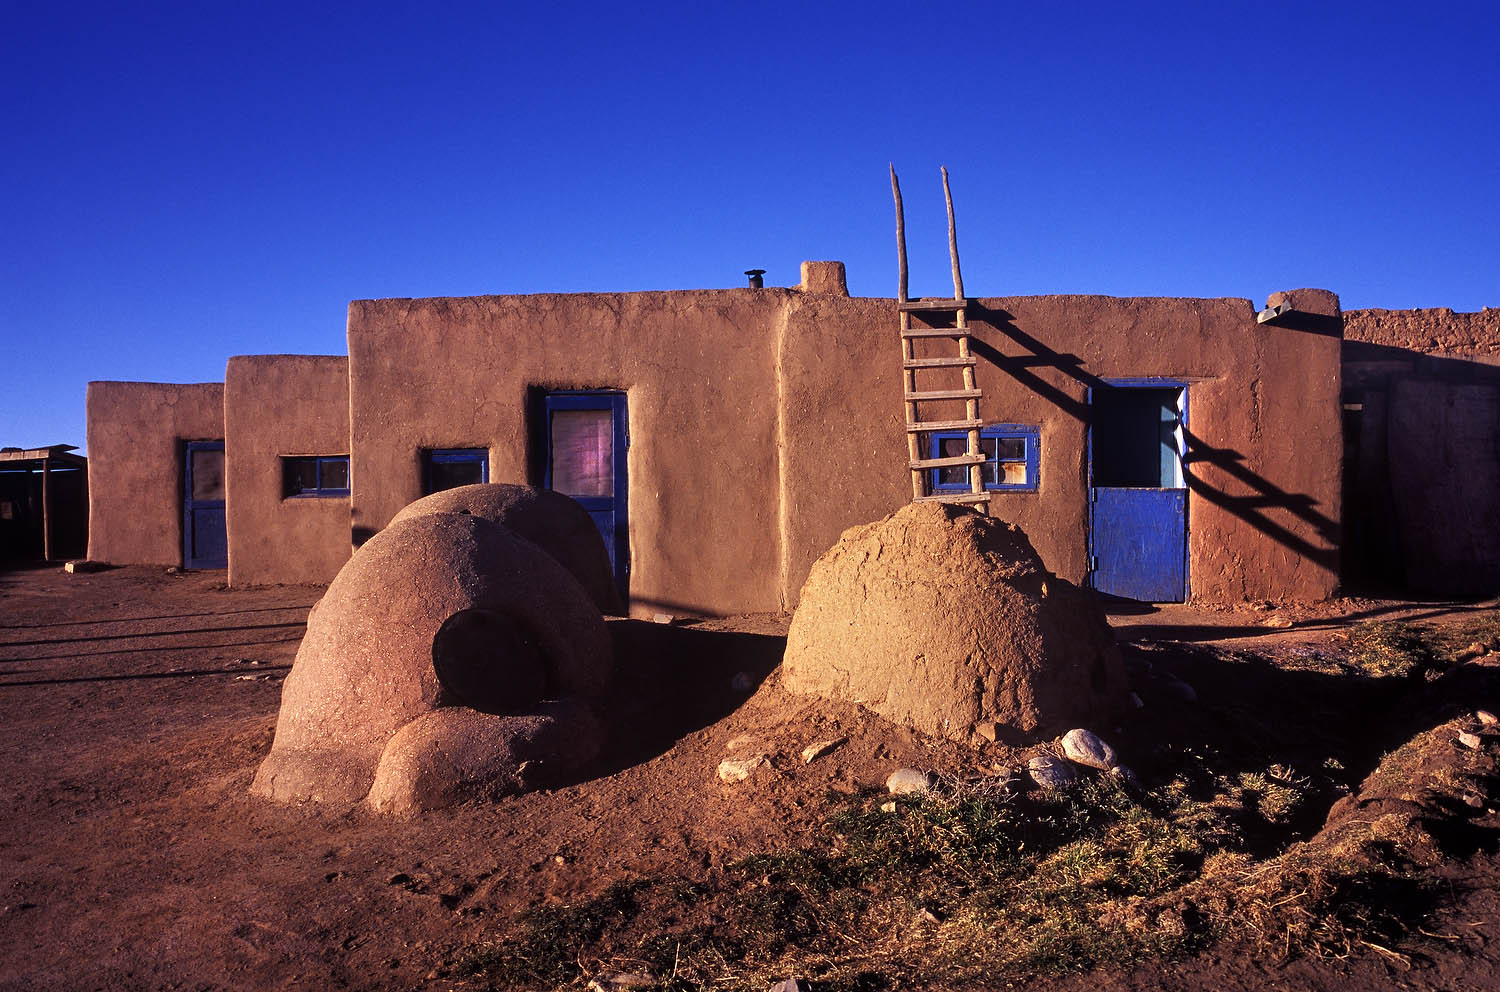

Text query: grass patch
(452, 626), (1500, 991)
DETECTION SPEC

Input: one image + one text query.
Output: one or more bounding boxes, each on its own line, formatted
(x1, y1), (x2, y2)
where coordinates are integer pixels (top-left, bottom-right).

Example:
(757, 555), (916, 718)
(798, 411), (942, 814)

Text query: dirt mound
(390, 483), (622, 615)
(782, 502), (1125, 743)
(250, 511), (610, 810)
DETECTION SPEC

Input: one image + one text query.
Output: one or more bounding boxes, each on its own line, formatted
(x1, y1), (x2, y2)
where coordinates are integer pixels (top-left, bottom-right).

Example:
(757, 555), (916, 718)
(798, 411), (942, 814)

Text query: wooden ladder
(891, 165), (989, 510)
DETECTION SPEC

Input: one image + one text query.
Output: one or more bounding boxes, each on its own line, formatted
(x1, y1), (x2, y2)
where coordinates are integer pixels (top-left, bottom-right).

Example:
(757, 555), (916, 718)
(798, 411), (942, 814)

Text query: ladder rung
(905, 388), (982, 402)
(900, 327), (970, 338)
(910, 454), (986, 470)
(903, 356), (976, 369)
(915, 492), (991, 505)
(899, 298), (968, 312)
(905, 419), (983, 433)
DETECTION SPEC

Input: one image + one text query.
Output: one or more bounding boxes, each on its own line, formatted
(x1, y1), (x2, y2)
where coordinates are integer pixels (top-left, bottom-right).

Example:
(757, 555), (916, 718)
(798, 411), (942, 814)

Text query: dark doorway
(1089, 384), (1188, 602)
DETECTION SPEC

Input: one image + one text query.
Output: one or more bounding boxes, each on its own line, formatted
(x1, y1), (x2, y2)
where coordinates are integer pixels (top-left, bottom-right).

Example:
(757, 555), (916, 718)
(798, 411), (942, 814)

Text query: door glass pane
(551, 409), (613, 497)
(191, 449), (225, 500)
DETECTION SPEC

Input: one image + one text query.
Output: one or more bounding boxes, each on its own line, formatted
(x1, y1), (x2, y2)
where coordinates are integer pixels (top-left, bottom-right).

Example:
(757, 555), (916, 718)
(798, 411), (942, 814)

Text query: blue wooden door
(1089, 385), (1187, 601)
(183, 440), (228, 569)
(544, 392), (628, 602)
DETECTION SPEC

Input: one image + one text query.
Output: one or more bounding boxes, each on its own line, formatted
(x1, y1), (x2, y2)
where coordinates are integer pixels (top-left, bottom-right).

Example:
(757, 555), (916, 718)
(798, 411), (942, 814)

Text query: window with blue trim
(282, 455), (350, 498)
(423, 448), (488, 494)
(929, 424), (1039, 492)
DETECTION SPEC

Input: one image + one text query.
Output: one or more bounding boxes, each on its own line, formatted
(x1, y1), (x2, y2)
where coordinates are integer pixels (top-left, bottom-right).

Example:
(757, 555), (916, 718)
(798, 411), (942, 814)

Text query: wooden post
(891, 164), (908, 303)
(40, 457), (52, 561)
(941, 166), (964, 301)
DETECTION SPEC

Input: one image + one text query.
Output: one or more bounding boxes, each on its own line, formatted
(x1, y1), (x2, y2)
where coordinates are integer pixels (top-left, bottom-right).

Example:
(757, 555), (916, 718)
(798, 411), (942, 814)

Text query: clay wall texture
(224, 355), (351, 586)
(347, 291), (787, 616)
(1342, 308), (1500, 594)
(777, 293), (1341, 603)
(85, 381), (224, 566)
(346, 284), (1342, 611)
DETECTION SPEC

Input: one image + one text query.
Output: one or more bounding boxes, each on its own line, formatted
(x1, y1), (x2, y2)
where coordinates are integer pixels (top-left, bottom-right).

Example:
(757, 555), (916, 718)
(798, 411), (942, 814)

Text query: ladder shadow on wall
(966, 304), (1338, 575)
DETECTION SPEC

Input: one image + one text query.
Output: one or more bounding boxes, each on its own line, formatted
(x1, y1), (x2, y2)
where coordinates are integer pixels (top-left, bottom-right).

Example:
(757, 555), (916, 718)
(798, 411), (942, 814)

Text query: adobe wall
(348, 279), (1342, 612)
(85, 381), (224, 566)
(347, 290), (787, 616)
(778, 292), (1343, 604)
(224, 355), (351, 586)
(1342, 308), (1500, 594)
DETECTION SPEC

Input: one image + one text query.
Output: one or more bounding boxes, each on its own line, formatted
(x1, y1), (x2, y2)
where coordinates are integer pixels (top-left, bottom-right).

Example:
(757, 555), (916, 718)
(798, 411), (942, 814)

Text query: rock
(1465, 793), (1485, 809)
(1264, 614), (1294, 629)
(1129, 692), (1144, 708)
(653, 613), (675, 625)
(726, 733), (757, 752)
(886, 767), (936, 795)
(1157, 674), (1198, 702)
(782, 502), (1127, 744)
(718, 755), (768, 783)
(1061, 728), (1119, 770)
(1457, 642), (1487, 663)
(1027, 754), (1078, 790)
(1109, 765), (1143, 790)
(988, 766), (1021, 793)
(1457, 731), (1483, 750)
(730, 671), (754, 692)
(587, 972), (655, 992)
(1477, 709), (1498, 726)
(974, 720), (999, 743)
(769, 980), (810, 992)
(800, 738), (845, 764)
(879, 801), (898, 813)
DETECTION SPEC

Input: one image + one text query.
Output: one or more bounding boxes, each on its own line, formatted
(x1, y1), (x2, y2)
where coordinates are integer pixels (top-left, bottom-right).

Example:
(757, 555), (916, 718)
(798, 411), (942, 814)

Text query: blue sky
(4, 1), (1497, 452)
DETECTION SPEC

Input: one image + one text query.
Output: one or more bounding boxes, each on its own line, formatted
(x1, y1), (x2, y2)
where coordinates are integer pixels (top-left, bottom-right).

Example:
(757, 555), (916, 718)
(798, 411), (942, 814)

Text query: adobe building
(1342, 306), (1500, 595)
(82, 259), (1375, 611)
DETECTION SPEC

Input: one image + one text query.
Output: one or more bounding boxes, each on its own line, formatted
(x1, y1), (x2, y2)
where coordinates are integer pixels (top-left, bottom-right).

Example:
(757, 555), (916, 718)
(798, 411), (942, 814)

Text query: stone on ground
(1027, 754), (1078, 790)
(1061, 728), (1119, 770)
(783, 502), (1126, 743)
(886, 767), (936, 795)
(718, 755), (768, 783)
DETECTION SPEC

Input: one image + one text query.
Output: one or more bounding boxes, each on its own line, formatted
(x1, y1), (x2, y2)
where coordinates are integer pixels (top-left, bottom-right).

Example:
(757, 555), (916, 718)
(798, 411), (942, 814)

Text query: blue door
(1089, 385), (1187, 602)
(544, 392), (628, 602)
(183, 440), (228, 569)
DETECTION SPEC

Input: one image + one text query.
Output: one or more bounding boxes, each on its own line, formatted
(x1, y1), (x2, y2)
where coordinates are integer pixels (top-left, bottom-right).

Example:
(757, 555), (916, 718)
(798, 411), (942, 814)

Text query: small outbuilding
(0, 445), (88, 562)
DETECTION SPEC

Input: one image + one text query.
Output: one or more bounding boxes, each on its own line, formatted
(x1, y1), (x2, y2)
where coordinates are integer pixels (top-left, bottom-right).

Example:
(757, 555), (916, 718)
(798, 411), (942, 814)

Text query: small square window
(424, 449), (489, 495)
(282, 456), (351, 498)
(928, 425), (1039, 493)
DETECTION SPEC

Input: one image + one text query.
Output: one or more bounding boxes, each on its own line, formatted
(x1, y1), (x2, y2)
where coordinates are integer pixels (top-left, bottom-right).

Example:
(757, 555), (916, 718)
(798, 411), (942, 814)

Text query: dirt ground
(1, 563), (1498, 991)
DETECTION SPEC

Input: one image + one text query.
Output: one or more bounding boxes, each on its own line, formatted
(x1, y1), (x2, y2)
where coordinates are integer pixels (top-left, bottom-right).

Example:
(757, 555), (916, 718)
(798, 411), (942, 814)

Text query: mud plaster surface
(783, 502), (1126, 743)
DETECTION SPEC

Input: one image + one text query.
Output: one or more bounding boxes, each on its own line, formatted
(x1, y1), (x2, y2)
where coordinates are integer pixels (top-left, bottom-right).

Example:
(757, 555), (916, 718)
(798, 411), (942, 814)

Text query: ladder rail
(892, 164), (988, 510)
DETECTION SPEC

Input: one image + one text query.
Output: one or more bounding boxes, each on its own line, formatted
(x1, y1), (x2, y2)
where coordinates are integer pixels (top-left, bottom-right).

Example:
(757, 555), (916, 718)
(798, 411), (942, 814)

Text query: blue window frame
(282, 455), (350, 498)
(424, 448), (488, 495)
(928, 424), (1040, 492)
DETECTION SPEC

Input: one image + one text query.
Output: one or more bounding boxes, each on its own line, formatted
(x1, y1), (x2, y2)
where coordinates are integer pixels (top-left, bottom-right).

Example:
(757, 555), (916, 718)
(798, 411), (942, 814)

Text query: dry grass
(454, 621), (1500, 992)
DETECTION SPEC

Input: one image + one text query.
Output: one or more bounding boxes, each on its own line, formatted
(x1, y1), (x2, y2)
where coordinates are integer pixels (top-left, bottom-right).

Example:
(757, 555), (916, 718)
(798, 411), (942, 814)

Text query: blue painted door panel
(183, 440), (228, 569)
(1092, 487), (1186, 601)
(544, 392), (628, 603)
